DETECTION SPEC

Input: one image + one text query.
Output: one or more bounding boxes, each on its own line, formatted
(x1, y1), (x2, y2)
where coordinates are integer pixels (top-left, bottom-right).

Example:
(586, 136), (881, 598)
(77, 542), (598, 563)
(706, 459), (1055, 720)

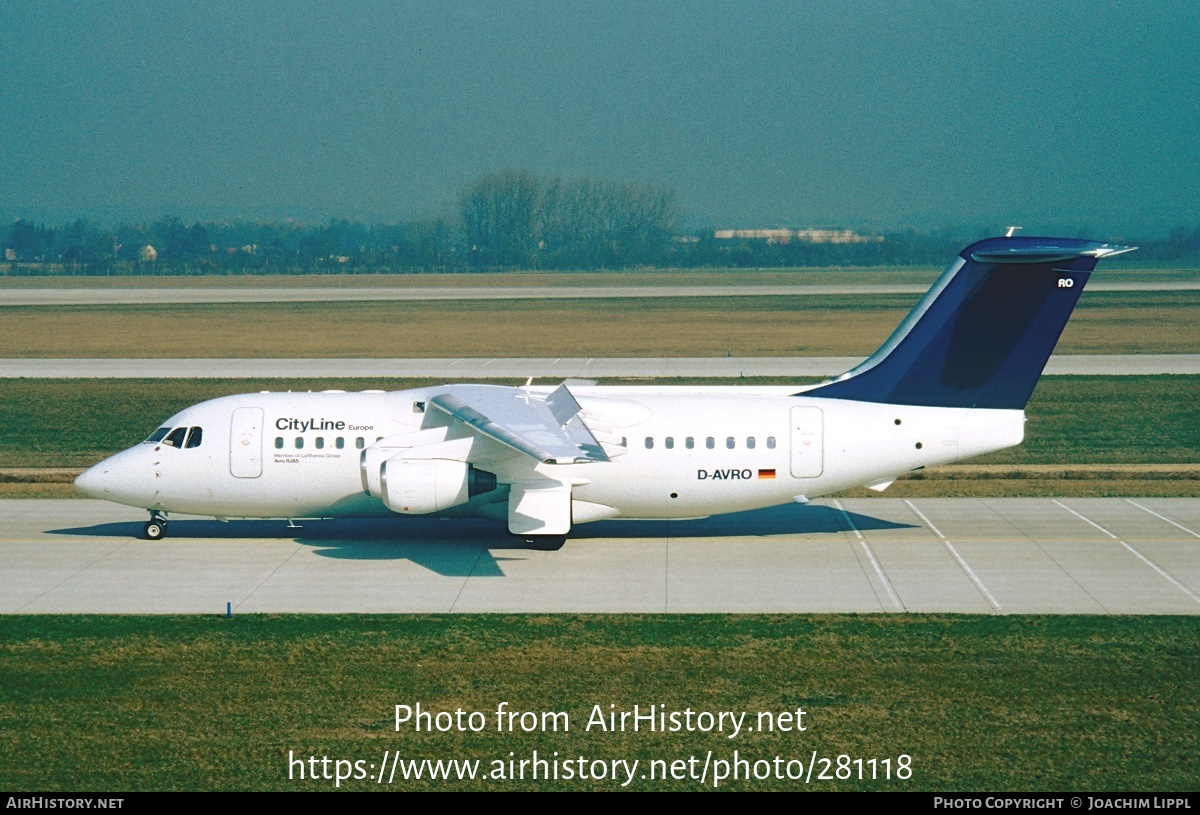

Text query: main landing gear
(522, 535), (567, 551)
(143, 513), (168, 541)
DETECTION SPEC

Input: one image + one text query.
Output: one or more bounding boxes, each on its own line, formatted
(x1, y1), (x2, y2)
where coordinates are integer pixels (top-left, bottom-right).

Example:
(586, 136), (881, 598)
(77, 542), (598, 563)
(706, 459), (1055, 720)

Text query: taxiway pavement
(1, 281), (1195, 306)
(3, 498), (1197, 614)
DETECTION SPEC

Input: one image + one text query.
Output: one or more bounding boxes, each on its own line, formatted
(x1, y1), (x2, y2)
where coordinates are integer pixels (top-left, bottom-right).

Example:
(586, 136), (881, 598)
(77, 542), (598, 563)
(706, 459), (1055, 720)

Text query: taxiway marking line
(1125, 499), (1200, 539)
(905, 499), (1001, 611)
(1053, 499), (1200, 606)
(833, 499), (903, 612)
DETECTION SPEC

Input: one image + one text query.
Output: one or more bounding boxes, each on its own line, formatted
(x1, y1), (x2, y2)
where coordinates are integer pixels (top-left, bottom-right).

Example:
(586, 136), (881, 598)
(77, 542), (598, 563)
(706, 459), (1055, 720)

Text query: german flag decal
(757, 469), (776, 479)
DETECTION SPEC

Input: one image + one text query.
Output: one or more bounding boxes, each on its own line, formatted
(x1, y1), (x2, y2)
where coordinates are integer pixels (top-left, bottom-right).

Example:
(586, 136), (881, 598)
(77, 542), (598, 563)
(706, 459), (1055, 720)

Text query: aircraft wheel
(144, 520), (167, 541)
(524, 535), (566, 551)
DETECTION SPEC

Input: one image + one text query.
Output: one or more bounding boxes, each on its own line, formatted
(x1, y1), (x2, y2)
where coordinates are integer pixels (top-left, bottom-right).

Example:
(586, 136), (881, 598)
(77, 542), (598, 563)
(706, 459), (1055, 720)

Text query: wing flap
(429, 384), (608, 464)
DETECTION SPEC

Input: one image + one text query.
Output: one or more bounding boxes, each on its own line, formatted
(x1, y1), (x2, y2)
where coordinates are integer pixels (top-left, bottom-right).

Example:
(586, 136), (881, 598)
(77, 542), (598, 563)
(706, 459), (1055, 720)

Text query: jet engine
(379, 457), (496, 515)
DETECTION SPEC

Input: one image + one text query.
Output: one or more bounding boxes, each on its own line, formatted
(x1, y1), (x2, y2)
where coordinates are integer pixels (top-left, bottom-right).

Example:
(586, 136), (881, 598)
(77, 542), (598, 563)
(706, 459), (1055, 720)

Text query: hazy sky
(2, 1), (1197, 235)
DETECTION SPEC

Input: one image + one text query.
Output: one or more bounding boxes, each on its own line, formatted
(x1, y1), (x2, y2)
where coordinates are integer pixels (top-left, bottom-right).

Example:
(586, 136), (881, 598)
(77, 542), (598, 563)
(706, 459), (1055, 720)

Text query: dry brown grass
(0, 297), (908, 357)
(1060, 291), (1200, 354)
(4, 466), (1197, 499)
(2, 480), (1191, 500)
(1, 291), (1195, 357)
(0, 483), (77, 498)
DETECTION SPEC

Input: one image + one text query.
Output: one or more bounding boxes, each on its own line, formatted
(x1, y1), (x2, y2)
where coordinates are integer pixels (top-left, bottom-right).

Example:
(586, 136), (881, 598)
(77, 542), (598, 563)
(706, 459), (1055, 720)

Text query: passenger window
(767, 436), (776, 449)
(315, 437), (324, 449)
(746, 436), (755, 449)
(145, 427), (170, 443)
(163, 427), (187, 448)
(336, 437), (345, 449)
(706, 437), (715, 449)
(726, 437), (735, 449)
(686, 437), (694, 449)
(665, 437), (674, 449)
(275, 437), (284, 449)
(356, 437), (365, 449)
(295, 437), (304, 449)
(185, 427), (203, 449)
(645, 437), (654, 449)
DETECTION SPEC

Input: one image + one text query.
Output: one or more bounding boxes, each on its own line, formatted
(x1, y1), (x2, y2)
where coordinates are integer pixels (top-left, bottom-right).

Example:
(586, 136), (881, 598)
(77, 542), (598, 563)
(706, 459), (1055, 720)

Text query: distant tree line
(4, 174), (1200, 275)
(460, 171), (679, 269)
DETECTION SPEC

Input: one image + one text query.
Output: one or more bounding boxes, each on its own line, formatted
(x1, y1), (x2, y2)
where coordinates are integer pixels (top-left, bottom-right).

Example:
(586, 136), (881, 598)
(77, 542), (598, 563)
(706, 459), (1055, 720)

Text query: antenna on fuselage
(1005, 226), (1022, 238)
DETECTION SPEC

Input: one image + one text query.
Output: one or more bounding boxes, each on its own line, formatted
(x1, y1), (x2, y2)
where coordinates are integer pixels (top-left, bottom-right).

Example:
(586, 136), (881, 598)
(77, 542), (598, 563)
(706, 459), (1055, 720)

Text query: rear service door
(790, 406), (824, 478)
(230, 407), (264, 478)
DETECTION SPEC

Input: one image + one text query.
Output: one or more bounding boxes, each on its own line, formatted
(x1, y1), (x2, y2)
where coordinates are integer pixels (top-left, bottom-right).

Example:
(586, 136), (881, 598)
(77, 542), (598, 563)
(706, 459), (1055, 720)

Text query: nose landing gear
(143, 513), (168, 540)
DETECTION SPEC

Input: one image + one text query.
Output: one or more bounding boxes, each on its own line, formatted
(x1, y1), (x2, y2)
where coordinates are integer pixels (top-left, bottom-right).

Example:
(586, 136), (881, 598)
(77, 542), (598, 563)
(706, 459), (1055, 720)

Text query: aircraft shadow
(47, 504), (914, 577)
(573, 503), (915, 539)
(46, 518), (516, 578)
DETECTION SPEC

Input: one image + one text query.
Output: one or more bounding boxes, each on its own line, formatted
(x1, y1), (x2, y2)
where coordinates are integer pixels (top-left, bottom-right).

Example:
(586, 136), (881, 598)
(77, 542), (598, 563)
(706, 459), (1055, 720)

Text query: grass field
(0, 614), (1195, 791)
(1, 290), (1196, 357)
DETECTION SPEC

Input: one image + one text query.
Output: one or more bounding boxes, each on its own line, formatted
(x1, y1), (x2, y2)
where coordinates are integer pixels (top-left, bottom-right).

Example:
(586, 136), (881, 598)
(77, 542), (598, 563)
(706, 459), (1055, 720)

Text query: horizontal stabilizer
(970, 244), (1137, 264)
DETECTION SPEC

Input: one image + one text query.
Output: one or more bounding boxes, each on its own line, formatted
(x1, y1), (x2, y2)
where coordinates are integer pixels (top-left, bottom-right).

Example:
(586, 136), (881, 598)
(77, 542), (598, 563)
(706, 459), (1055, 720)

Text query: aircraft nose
(74, 448), (161, 508)
(74, 463), (107, 497)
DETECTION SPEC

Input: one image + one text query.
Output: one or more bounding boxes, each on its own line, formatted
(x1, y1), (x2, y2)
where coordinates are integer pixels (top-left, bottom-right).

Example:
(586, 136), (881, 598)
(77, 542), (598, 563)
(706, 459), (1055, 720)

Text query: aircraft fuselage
(77, 386), (1023, 524)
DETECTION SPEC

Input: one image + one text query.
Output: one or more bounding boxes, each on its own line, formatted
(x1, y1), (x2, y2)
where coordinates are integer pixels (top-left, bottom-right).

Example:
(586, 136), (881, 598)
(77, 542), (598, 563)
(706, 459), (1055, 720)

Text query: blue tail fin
(803, 236), (1134, 409)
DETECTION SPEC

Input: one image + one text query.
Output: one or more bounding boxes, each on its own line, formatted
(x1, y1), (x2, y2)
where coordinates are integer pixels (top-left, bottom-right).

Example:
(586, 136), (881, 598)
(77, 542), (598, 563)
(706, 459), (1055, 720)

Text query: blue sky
(2, 1), (1197, 235)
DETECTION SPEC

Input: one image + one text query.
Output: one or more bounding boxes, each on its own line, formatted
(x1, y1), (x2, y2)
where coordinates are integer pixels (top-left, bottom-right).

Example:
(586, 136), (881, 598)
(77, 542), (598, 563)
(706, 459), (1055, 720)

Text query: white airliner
(75, 236), (1133, 542)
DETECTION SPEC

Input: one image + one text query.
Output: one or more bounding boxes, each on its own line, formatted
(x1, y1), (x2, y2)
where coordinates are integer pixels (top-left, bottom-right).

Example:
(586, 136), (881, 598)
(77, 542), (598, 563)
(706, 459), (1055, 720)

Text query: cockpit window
(145, 427), (171, 443)
(184, 427), (203, 448)
(162, 427), (187, 448)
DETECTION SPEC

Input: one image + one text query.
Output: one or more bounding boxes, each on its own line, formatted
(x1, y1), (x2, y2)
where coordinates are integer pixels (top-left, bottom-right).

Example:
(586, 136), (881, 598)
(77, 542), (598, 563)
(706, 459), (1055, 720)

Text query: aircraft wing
(428, 384), (609, 465)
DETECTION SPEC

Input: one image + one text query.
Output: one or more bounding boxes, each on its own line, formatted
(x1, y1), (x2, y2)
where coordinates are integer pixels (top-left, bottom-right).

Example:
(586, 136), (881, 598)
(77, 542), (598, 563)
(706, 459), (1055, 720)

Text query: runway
(1, 280), (1194, 306)
(2, 354), (1198, 378)
(3, 498), (1197, 614)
